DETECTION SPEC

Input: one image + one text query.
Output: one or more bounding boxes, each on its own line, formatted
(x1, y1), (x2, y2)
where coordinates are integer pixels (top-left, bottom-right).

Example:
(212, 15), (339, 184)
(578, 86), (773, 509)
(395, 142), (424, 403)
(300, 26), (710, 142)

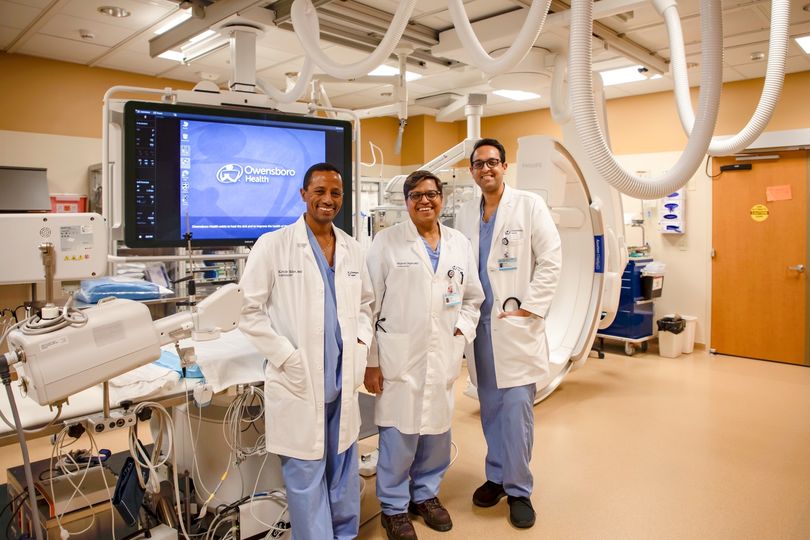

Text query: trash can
(680, 315), (697, 353)
(657, 316), (686, 358)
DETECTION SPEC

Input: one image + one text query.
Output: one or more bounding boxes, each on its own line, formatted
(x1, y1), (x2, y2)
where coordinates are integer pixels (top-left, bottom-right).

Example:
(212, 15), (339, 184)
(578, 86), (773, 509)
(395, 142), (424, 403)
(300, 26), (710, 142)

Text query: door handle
(787, 264), (805, 273)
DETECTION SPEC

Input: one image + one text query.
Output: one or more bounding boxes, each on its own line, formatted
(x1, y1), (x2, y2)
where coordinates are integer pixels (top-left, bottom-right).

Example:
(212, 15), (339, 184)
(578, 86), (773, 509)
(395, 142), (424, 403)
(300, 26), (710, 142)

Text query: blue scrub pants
(376, 426), (452, 515)
(280, 397), (359, 540)
(474, 320), (536, 498)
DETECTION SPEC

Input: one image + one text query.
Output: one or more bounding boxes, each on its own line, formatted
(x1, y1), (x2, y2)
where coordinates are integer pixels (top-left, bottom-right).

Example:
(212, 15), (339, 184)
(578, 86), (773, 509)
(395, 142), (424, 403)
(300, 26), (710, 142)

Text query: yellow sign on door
(750, 204), (769, 222)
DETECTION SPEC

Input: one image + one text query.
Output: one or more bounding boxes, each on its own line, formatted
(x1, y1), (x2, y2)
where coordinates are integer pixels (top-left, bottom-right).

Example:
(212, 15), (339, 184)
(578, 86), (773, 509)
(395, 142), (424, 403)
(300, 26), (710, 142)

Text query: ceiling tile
(6, 0), (53, 6)
(0, 0), (41, 28)
(95, 47), (186, 78)
(39, 13), (135, 47)
(61, 0), (174, 30)
(19, 33), (107, 63)
(0, 25), (19, 49)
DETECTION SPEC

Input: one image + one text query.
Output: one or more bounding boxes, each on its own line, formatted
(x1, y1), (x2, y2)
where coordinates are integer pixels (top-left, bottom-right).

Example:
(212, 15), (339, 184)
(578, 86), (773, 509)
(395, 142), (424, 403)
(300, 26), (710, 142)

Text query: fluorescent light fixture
(154, 10), (192, 35)
(795, 35), (810, 54)
(188, 29), (217, 44)
(180, 31), (229, 64)
(493, 89), (541, 101)
(368, 65), (422, 81)
(599, 65), (653, 86)
(158, 50), (184, 62)
(735, 154), (780, 161)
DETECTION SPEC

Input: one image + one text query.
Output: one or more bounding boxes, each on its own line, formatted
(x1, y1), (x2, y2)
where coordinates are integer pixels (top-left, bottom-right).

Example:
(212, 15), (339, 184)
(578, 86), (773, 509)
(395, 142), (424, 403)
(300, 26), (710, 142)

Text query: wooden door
(711, 151), (808, 365)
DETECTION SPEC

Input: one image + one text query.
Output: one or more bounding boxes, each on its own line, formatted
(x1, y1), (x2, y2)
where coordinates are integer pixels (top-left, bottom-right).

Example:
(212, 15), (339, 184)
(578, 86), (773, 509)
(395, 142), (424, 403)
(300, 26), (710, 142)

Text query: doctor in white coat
(455, 139), (561, 529)
(240, 163), (374, 540)
(365, 170), (483, 540)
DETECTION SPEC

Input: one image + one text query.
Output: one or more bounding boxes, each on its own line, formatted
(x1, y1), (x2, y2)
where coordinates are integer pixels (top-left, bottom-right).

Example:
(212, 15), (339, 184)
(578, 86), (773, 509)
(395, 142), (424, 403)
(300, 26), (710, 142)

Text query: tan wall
(0, 53), (196, 138)
(359, 116), (403, 166)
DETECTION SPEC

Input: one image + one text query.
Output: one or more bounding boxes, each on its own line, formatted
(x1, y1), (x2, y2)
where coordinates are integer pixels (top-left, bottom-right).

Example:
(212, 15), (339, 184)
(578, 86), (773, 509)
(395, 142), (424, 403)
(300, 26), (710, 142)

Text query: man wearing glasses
(365, 170), (483, 540)
(456, 139), (561, 529)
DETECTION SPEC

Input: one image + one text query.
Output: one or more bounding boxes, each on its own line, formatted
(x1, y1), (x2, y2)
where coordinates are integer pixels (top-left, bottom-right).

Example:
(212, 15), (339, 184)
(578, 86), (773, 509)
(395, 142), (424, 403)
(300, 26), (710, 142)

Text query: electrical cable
(128, 401), (191, 539)
(4, 378), (44, 540)
(19, 296), (88, 336)
(0, 402), (62, 433)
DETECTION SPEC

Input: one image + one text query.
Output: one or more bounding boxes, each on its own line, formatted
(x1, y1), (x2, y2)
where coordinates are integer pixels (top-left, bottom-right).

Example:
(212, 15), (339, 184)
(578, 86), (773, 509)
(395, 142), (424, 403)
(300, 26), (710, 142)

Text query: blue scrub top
(478, 208), (497, 325)
(421, 236), (440, 272)
(306, 224), (343, 403)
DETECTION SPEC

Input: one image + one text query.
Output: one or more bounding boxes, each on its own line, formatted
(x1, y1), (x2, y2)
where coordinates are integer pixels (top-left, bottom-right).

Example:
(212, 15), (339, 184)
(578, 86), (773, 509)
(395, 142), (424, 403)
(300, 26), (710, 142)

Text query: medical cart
(596, 257), (659, 356)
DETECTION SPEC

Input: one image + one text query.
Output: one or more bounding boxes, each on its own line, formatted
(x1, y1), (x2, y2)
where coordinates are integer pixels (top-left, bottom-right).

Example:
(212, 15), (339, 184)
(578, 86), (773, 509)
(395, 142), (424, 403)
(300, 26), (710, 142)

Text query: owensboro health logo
(216, 163), (296, 184)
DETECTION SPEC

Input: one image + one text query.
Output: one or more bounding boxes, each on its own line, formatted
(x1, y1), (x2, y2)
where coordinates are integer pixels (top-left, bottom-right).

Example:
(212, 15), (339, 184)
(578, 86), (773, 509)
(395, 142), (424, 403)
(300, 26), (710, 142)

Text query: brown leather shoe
(381, 512), (418, 540)
(408, 497), (453, 532)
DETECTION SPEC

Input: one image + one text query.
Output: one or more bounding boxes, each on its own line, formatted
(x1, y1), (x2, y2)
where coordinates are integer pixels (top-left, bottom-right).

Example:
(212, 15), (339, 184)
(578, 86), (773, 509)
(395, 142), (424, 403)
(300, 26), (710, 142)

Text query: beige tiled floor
(358, 347), (810, 540)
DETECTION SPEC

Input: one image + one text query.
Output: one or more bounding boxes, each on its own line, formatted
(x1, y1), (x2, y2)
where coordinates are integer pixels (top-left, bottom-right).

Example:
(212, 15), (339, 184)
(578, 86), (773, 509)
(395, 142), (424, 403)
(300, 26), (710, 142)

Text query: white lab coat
(240, 216), (374, 460)
(366, 220), (484, 434)
(455, 185), (562, 389)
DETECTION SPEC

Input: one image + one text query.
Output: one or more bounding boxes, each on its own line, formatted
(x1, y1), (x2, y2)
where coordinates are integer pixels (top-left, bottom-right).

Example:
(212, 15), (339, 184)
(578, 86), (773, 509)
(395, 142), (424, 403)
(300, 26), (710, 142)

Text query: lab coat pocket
(496, 315), (543, 363)
(447, 334), (466, 386)
(278, 350), (309, 395)
(354, 342), (369, 390)
(376, 332), (411, 382)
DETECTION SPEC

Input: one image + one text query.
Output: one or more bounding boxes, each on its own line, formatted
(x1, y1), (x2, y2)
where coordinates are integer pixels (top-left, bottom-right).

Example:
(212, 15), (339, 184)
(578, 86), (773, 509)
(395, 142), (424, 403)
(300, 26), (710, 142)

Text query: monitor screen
(123, 101), (353, 247)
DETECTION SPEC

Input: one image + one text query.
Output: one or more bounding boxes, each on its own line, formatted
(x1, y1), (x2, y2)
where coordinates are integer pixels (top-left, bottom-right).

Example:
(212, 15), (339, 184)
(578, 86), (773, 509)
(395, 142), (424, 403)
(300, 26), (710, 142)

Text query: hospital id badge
(444, 292), (461, 307)
(498, 257), (518, 271)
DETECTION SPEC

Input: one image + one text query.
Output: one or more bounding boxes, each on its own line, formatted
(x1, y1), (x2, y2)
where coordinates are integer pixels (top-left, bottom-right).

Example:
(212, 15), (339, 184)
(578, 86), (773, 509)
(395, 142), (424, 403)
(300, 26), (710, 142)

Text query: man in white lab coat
(365, 170), (484, 540)
(455, 139), (562, 529)
(240, 163), (374, 540)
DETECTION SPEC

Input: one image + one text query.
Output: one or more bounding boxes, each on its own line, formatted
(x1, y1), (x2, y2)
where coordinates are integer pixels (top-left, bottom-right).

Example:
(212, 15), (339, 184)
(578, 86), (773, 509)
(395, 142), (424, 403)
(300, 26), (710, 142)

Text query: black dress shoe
(507, 495), (536, 528)
(472, 480), (506, 507)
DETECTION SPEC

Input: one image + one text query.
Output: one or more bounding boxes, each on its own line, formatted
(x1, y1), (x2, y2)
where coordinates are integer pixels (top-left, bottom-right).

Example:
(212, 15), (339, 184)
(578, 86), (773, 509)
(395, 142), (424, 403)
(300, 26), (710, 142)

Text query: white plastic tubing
(447, 0), (552, 75)
(568, 0), (723, 200)
(660, 0), (790, 156)
(290, 0), (417, 80)
(255, 57), (314, 104)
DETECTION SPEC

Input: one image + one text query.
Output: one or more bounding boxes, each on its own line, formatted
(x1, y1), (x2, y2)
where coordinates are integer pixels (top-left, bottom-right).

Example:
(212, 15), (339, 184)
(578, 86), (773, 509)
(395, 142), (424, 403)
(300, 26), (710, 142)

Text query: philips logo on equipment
(216, 163), (296, 184)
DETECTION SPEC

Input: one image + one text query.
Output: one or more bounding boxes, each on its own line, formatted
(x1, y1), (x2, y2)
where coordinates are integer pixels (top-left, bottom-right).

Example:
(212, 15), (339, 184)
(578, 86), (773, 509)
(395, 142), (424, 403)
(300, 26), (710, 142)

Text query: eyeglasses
(407, 190), (441, 202)
(471, 158), (502, 170)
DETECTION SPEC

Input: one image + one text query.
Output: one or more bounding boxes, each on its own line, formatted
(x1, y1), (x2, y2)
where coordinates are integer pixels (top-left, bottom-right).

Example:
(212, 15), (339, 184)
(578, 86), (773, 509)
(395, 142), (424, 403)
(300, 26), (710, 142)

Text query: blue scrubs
(377, 427), (452, 515)
(473, 207), (536, 498)
(377, 235), (449, 515)
(420, 236), (441, 272)
(280, 226), (359, 540)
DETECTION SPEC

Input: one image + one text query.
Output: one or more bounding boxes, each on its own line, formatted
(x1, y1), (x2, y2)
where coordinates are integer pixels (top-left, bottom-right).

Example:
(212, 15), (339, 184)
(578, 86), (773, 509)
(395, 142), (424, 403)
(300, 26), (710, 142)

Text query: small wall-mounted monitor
(123, 101), (353, 248)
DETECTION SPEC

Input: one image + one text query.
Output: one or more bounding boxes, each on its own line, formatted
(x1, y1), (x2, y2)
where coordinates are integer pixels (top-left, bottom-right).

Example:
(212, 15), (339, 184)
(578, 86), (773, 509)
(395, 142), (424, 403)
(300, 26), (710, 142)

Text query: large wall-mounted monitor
(123, 101), (352, 248)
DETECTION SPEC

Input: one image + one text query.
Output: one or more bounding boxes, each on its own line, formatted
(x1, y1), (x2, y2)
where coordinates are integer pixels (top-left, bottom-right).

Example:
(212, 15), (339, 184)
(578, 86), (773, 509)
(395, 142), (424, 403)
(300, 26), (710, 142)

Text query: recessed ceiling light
(796, 35), (810, 54)
(492, 89), (541, 101)
(97, 6), (130, 18)
(368, 65), (422, 81)
(750, 51), (766, 61)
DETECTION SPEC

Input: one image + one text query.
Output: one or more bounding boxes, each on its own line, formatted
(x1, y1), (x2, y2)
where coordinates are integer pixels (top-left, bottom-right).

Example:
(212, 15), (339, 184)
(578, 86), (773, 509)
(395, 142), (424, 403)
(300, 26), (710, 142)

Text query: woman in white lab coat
(365, 170), (484, 540)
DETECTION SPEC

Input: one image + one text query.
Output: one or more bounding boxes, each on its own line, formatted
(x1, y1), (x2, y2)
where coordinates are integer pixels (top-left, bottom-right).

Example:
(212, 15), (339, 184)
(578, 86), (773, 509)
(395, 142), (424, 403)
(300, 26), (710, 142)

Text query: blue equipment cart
(596, 257), (658, 355)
